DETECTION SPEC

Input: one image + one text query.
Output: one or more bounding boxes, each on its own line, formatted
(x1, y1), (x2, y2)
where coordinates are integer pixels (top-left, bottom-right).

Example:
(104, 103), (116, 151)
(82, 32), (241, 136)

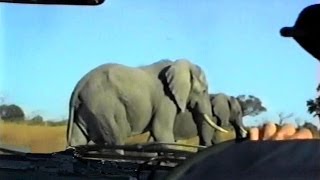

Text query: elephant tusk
(203, 114), (229, 133)
(240, 126), (248, 137)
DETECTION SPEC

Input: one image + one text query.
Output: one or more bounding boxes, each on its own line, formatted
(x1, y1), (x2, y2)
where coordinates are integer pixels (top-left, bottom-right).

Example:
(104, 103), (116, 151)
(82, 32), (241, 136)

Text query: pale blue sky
(1, 1), (320, 126)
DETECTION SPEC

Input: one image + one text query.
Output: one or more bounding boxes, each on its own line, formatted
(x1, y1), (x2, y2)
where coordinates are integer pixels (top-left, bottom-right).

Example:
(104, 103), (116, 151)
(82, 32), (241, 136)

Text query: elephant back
(139, 59), (173, 75)
(69, 63), (120, 102)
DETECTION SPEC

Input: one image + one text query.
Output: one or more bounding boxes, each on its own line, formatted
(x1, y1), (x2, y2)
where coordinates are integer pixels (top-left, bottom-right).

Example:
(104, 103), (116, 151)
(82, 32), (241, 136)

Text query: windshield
(0, 1), (319, 155)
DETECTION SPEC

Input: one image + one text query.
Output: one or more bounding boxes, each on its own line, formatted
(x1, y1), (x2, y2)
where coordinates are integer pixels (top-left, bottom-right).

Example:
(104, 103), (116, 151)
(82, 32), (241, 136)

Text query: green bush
(0, 104), (25, 122)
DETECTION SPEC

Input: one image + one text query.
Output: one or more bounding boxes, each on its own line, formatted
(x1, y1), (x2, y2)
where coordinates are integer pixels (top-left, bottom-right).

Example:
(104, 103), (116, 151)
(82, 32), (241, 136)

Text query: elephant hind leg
(147, 135), (155, 143)
(78, 99), (124, 147)
(92, 114), (126, 155)
(68, 106), (90, 147)
(69, 120), (89, 147)
(96, 114), (125, 145)
(81, 106), (125, 146)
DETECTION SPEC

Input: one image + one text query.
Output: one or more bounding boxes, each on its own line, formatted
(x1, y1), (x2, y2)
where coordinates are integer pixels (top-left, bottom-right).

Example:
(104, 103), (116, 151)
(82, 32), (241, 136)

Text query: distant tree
(0, 104), (25, 122)
(294, 117), (304, 127)
(46, 120), (67, 126)
(56, 119), (68, 126)
(28, 110), (44, 120)
(277, 112), (294, 125)
(301, 122), (318, 130)
(307, 83), (320, 121)
(28, 115), (44, 125)
(236, 95), (267, 117)
(31, 115), (43, 122)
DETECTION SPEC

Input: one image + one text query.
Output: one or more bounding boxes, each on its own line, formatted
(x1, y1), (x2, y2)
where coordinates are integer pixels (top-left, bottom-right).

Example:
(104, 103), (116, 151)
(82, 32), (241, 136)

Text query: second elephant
(173, 93), (247, 147)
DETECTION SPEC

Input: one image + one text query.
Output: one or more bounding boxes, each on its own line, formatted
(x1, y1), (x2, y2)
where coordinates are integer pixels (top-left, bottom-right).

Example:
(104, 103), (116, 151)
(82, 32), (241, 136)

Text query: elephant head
(165, 59), (228, 133)
(210, 93), (246, 138)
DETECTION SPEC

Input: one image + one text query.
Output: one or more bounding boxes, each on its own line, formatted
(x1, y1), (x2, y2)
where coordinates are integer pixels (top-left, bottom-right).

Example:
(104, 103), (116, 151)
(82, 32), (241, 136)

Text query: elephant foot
(115, 149), (125, 155)
(122, 151), (158, 157)
(87, 140), (95, 145)
(144, 152), (159, 157)
(157, 151), (170, 157)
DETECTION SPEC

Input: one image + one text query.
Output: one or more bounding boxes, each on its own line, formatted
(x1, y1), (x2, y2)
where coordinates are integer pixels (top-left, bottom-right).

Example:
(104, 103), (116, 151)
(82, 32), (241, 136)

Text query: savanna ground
(0, 121), (236, 153)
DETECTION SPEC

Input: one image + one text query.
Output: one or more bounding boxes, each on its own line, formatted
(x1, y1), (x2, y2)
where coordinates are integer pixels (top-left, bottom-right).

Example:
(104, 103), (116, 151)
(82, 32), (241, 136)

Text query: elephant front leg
(147, 135), (155, 143)
(199, 122), (214, 147)
(151, 102), (177, 150)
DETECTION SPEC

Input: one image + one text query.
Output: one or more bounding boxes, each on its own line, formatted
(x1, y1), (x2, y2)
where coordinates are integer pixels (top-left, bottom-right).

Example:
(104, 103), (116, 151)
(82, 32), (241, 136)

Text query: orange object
(288, 128), (313, 140)
(277, 123), (296, 138)
(262, 123), (277, 140)
(249, 127), (260, 141)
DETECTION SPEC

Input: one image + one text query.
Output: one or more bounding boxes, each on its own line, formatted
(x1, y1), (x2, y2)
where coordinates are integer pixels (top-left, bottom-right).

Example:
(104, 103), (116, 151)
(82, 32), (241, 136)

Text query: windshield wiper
(68, 143), (206, 165)
(72, 142), (206, 156)
(73, 142), (205, 152)
(0, 144), (31, 155)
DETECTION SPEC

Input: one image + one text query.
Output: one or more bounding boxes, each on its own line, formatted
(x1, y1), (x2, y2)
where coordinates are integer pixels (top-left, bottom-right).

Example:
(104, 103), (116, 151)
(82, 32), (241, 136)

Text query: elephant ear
(212, 95), (229, 118)
(165, 59), (191, 113)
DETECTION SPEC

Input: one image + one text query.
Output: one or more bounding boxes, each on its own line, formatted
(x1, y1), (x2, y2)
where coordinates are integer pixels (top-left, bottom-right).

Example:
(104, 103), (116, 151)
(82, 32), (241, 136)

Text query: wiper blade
(72, 142), (205, 154)
(0, 147), (25, 155)
(0, 144), (31, 155)
(69, 143), (205, 165)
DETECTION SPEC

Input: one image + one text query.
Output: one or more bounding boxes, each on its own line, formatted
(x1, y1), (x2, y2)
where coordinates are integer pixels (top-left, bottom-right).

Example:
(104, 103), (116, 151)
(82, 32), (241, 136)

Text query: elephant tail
(66, 90), (78, 148)
(66, 76), (87, 148)
(66, 108), (73, 146)
(66, 64), (116, 149)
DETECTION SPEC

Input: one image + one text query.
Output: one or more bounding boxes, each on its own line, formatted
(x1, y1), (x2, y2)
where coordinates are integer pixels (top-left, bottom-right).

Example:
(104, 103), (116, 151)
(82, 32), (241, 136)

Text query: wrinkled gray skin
(228, 95), (247, 137)
(66, 59), (226, 154)
(173, 93), (247, 147)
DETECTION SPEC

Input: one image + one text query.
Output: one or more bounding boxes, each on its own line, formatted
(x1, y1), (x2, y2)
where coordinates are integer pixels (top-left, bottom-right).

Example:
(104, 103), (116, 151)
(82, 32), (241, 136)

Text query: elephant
(202, 93), (247, 146)
(66, 59), (228, 154)
(173, 93), (247, 147)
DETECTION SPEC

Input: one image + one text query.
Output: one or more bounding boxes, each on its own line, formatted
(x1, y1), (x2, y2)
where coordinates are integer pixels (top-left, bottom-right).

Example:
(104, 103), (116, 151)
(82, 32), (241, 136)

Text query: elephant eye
(203, 89), (207, 93)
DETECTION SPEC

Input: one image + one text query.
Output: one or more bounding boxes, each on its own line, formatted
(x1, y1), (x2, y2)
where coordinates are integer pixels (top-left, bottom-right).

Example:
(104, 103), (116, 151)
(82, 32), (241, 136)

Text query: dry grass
(0, 121), (235, 153)
(0, 121), (67, 153)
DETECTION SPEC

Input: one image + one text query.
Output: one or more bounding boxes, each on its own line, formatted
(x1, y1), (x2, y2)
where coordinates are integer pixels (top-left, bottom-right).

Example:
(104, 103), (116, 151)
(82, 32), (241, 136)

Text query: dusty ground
(0, 121), (236, 153)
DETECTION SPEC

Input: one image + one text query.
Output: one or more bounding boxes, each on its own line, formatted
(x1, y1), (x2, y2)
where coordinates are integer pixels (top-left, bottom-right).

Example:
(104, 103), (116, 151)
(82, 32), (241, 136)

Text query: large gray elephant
(66, 59), (228, 154)
(173, 93), (247, 147)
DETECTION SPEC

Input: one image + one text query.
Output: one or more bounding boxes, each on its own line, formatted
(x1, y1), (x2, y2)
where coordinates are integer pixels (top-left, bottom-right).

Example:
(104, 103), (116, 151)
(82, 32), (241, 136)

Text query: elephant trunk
(203, 114), (229, 133)
(239, 126), (248, 138)
(231, 119), (248, 139)
(236, 116), (248, 138)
